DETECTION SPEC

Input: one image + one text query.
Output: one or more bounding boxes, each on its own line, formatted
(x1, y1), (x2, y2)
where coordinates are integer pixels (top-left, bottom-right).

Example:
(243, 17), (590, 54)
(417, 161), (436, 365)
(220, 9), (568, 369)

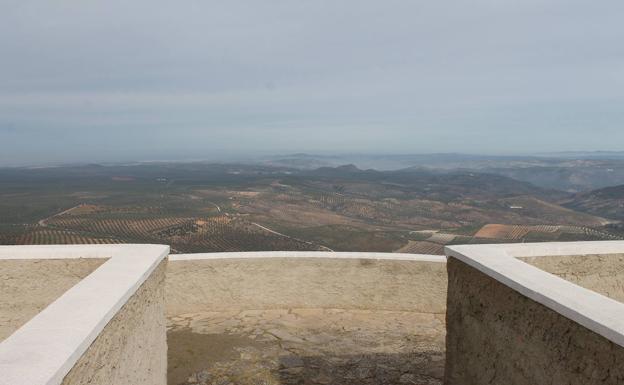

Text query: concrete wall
(521, 254), (624, 303)
(0, 244), (169, 385)
(445, 257), (624, 385)
(61, 260), (167, 385)
(0, 258), (106, 342)
(166, 256), (447, 315)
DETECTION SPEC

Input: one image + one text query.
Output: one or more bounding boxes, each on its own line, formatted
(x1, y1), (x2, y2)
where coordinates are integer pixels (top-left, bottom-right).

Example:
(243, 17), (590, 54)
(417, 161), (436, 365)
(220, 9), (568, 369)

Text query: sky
(1, 0), (624, 165)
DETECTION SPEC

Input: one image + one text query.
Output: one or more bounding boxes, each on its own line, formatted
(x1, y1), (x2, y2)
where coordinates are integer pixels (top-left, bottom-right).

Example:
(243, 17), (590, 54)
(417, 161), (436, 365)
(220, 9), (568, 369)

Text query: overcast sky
(1, 0), (623, 165)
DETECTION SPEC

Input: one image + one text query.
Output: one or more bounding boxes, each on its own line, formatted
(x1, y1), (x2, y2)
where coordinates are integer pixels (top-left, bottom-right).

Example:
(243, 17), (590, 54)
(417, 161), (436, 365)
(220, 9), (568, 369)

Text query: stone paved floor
(168, 308), (445, 385)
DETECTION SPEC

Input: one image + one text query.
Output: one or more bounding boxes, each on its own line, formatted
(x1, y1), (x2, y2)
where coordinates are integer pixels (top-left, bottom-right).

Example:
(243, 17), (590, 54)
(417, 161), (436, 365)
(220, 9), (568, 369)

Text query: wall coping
(0, 244), (169, 385)
(170, 251), (446, 263)
(446, 241), (624, 348)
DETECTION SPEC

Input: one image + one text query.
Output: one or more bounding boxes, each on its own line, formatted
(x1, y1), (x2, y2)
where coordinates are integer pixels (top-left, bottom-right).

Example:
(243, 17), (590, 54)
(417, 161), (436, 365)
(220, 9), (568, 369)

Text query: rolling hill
(565, 184), (624, 221)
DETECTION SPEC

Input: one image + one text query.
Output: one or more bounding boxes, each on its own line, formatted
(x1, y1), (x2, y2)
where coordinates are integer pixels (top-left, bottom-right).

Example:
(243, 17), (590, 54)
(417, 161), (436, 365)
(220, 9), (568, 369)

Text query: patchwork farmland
(0, 163), (622, 254)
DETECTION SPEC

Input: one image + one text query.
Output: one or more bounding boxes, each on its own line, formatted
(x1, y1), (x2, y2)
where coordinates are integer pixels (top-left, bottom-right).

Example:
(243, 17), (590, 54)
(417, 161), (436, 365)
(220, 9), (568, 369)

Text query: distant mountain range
(537, 151), (624, 159)
(260, 153), (624, 192)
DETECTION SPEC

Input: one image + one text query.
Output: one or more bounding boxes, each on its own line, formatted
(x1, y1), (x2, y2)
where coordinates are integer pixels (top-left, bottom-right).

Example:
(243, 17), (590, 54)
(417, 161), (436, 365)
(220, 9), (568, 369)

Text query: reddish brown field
(475, 224), (531, 240)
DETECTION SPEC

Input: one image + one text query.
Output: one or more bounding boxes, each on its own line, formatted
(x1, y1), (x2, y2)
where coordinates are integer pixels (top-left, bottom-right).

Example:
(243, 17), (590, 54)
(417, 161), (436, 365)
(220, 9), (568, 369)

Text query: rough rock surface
(0, 258), (106, 341)
(167, 308), (445, 385)
(61, 260), (167, 385)
(445, 257), (624, 385)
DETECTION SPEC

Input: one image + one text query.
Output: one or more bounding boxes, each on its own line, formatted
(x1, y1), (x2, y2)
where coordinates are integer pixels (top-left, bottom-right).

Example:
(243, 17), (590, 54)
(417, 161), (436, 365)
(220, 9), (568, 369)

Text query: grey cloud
(0, 0), (623, 165)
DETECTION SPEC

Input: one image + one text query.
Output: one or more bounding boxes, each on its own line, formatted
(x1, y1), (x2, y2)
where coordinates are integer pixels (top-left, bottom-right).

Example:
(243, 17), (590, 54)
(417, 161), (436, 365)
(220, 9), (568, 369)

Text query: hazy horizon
(0, 151), (624, 170)
(2, 1), (623, 166)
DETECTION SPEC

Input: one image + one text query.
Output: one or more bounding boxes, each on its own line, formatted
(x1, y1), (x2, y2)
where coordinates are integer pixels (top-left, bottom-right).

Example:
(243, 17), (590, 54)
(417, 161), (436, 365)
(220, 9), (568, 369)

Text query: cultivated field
(0, 163), (621, 254)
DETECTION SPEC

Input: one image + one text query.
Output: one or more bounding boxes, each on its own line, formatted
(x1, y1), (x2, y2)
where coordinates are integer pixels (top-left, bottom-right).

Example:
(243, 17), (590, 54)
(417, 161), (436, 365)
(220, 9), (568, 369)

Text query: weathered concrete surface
(168, 308), (445, 385)
(445, 257), (624, 385)
(166, 258), (447, 315)
(166, 257), (446, 385)
(61, 260), (167, 385)
(0, 258), (106, 342)
(522, 254), (624, 303)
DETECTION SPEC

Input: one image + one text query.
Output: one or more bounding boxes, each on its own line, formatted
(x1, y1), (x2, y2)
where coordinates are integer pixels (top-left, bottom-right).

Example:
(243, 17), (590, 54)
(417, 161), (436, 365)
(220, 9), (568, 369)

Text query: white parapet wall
(444, 241), (624, 385)
(0, 244), (169, 385)
(8, 242), (623, 385)
(167, 251), (448, 315)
